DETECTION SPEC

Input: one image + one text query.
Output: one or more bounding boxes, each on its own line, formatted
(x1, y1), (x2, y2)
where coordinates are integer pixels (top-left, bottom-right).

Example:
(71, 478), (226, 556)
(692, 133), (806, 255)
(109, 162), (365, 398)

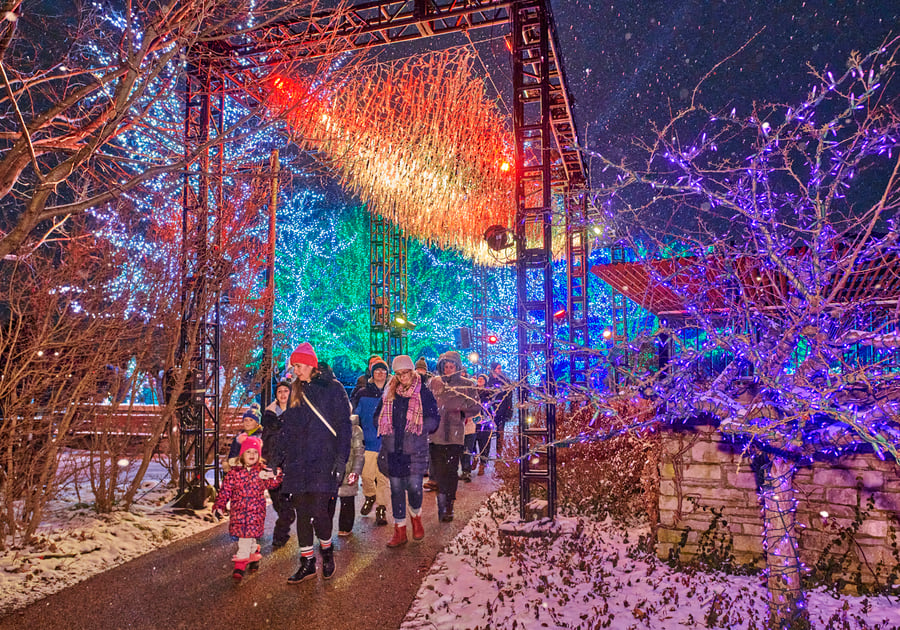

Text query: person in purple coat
(212, 435), (283, 580)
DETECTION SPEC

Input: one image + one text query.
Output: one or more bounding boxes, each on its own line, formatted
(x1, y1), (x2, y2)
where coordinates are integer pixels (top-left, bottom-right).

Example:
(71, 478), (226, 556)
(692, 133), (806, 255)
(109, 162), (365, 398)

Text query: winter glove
(346, 472), (359, 486)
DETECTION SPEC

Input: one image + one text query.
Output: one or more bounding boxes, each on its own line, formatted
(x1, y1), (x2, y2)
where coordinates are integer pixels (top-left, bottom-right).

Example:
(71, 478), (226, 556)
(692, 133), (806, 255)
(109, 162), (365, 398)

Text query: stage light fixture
(484, 224), (513, 252)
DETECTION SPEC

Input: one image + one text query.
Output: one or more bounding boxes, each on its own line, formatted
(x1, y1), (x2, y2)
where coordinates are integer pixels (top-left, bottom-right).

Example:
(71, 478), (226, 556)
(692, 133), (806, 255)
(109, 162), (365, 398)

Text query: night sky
(414, 1), (898, 178)
(553, 0), (898, 167)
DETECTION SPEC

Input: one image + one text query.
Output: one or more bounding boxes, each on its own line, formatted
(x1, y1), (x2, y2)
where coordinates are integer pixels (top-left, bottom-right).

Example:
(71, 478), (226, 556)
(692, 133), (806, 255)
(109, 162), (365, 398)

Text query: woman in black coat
(278, 342), (351, 584)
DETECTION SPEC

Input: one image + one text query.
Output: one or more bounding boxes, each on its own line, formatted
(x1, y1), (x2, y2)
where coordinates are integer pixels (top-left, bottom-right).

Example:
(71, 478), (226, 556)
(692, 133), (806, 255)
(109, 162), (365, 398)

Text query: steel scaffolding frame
(369, 215), (409, 363)
(609, 244), (630, 389)
(512, 0), (557, 520)
(178, 59), (224, 506)
(183, 0), (585, 519)
(472, 264), (489, 366)
(566, 192), (590, 389)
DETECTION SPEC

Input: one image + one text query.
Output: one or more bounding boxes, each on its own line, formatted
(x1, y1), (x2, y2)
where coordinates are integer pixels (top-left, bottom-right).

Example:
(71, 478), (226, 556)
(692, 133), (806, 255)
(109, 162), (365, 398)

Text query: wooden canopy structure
(591, 252), (900, 318)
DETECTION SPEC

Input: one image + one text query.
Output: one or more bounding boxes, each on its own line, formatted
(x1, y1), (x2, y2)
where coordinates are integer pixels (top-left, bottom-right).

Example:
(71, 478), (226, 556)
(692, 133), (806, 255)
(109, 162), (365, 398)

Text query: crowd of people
(213, 342), (513, 583)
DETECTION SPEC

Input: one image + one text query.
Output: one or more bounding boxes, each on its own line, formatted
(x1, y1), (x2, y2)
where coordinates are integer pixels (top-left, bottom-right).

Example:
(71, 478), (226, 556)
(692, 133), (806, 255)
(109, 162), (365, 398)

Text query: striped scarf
(378, 373), (424, 436)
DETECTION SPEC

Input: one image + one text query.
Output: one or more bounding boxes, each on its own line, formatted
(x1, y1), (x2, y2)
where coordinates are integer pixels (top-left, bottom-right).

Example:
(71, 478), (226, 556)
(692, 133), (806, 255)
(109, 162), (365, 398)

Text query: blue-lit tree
(594, 39), (900, 626)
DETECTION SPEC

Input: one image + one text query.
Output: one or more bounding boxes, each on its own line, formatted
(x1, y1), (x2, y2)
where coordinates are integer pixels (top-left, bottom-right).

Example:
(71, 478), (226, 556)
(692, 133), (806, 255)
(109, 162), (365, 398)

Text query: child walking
(212, 435), (283, 580)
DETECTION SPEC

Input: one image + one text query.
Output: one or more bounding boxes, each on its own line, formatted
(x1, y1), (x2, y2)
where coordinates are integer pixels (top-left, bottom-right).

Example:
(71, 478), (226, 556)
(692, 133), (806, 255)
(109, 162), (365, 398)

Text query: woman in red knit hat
(277, 342), (352, 583)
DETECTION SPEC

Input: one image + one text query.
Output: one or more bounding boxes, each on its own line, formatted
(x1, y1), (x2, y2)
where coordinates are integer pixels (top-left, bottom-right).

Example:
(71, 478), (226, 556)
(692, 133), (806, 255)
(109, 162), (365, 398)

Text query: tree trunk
(759, 454), (810, 629)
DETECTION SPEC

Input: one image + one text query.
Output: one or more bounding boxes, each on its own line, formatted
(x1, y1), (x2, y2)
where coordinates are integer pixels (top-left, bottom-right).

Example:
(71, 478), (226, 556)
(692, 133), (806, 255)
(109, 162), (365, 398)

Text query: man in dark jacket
(278, 342), (352, 584)
(350, 356), (391, 526)
(428, 350), (481, 522)
(487, 361), (513, 458)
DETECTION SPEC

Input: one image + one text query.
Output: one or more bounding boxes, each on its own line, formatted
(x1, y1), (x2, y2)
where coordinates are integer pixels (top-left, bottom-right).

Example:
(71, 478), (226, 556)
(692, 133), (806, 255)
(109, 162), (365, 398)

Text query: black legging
(291, 492), (333, 547)
(430, 443), (464, 501)
(474, 429), (492, 463)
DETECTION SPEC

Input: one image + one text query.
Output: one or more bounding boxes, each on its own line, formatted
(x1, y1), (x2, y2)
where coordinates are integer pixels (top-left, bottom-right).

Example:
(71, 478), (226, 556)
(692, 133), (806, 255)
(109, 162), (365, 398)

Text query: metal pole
(261, 149), (279, 408)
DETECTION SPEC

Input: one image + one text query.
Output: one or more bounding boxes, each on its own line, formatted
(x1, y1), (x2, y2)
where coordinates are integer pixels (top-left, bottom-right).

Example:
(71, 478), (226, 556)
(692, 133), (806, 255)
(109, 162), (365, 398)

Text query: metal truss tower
(185, 0), (585, 520)
(566, 192), (590, 391)
(512, 0), (558, 520)
(472, 264), (489, 365)
(609, 244), (630, 389)
(178, 59), (224, 506)
(369, 215), (408, 363)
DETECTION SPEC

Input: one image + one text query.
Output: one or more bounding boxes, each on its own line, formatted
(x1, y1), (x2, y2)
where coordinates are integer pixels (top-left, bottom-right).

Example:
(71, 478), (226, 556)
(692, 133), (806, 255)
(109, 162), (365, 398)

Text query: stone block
(683, 464), (722, 481)
(657, 528), (687, 545)
(874, 492), (900, 512)
(731, 534), (762, 554)
(742, 522), (764, 537)
(800, 504), (856, 521)
(813, 467), (860, 488)
(825, 487), (863, 507)
(859, 519), (889, 539)
(659, 495), (681, 513)
(860, 471), (884, 490)
(658, 509), (679, 526)
(659, 480), (677, 497)
(660, 463), (676, 478)
(725, 471), (758, 490)
(690, 440), (735, 464)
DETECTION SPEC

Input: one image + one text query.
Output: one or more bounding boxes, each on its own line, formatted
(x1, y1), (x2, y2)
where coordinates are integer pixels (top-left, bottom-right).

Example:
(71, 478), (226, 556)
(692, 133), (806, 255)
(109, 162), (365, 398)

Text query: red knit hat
(290, 342), (318, 367)
(238, 435), (262, 458)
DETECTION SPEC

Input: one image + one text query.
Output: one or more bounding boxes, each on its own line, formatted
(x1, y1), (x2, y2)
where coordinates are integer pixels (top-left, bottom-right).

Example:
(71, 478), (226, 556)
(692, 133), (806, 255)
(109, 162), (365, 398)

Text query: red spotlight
(553, 308), (567, 320)
(486, 334), (499, 344)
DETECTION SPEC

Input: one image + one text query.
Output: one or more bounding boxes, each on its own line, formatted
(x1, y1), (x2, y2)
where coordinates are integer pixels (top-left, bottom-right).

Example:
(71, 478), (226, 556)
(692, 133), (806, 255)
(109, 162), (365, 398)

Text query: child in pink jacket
(212, 435), (283, 580)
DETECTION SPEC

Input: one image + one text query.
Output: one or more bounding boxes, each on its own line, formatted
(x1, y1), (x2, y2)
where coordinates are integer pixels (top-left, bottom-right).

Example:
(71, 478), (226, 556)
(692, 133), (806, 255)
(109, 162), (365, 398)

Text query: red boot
(386, 524), (408, 548)
(232, 559), (248, 580)
(410, 515), (424, 540)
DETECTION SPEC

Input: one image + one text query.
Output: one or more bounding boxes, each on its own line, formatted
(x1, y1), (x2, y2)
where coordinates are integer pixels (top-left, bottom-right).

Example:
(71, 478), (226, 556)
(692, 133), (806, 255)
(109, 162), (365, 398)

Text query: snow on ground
(0, 451), (218, 615)
(2, 454), (899, 629)
(402, 493), (900, 630)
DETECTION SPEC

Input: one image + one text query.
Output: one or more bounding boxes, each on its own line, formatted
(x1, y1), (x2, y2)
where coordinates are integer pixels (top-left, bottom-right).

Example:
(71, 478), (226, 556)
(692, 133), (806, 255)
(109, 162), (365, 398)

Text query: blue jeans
(389, 474), (423, 521)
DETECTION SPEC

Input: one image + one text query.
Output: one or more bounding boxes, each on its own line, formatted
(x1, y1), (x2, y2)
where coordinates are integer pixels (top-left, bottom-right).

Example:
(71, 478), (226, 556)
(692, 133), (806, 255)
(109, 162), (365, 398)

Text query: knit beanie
(391, 355), (415, 372)
(414, 357), (429, 371)
(368, 355), (389, 373)
(290, 342), (318, 367)
(238, 435), (262, 458)
(242, 402), (261, 424)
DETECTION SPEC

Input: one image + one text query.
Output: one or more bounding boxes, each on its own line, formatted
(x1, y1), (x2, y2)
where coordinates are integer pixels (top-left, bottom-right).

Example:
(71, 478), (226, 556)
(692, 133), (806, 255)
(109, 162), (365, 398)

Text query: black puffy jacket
(277, 365), (351, 495)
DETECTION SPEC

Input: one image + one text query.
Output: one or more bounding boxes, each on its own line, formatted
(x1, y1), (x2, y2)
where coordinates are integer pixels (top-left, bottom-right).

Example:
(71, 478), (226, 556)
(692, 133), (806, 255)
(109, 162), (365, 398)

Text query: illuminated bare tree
(0, 0), (356, 261)
(592, 38), (900, 627)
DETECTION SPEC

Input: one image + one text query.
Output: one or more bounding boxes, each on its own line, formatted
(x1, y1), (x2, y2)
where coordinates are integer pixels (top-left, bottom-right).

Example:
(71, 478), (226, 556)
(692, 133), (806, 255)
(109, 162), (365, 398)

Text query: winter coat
(260, 402), (286, 469)
(338, 416), (365, 498)
(487, 372), (513, 424)
(429, 351), (482, 446)
(375, 383), (440, 477)
(351, 379), (387, 452)
(213, 463), (283, 538)
(276, 364), (352, 495)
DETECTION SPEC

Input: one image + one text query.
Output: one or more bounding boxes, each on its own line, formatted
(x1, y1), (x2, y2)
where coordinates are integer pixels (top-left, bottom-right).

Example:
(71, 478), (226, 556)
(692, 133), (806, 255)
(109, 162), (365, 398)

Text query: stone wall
(656, 423), (900, 588)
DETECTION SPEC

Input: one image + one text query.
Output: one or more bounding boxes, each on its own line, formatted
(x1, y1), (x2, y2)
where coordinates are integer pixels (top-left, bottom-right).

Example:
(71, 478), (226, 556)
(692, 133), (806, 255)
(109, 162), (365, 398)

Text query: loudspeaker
(453, 327), (473, 349)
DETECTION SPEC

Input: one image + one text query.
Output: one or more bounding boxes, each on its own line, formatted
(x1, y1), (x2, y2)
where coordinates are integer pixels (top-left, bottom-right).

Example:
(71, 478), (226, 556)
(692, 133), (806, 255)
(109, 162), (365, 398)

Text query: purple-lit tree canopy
(593, 39), (900, 626)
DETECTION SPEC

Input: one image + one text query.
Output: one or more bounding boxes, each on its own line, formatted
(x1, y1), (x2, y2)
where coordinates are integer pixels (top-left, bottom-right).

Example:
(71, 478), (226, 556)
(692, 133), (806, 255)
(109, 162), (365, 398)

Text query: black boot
(445, 499), (455, 522)
(374, 505), (388, 526)
(360, 495), (376, 516)
(436, 494), (448, 522)
(287, 555), (316, 584)
(321, 546), (335, 580)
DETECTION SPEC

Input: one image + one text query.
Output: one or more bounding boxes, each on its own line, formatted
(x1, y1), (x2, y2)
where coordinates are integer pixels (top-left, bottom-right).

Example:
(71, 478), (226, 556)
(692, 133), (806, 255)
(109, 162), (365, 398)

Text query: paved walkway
(0, 475), (499, 630)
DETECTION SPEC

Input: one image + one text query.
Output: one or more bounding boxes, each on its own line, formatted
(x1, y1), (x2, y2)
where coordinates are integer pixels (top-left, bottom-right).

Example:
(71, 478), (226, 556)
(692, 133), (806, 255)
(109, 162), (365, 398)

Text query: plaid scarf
(378, 373), (424, 436)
